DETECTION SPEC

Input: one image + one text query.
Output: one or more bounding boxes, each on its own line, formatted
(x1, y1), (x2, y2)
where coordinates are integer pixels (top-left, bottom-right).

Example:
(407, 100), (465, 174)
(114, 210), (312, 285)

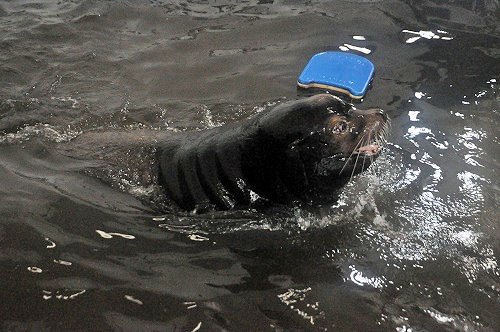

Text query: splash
(0, 123), (82, 144)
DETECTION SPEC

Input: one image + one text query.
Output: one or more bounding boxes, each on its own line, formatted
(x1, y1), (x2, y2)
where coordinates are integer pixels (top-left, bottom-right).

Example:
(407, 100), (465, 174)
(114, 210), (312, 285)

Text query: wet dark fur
(157, 94), (389, 211)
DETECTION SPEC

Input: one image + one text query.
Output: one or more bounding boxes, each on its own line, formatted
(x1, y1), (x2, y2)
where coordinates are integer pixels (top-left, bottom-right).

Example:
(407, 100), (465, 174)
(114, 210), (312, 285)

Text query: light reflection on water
(356, 110), (494, 276)
(349, 266), (386, 288)
(1, 79), (497, 332)
(277, 287), (324, 326)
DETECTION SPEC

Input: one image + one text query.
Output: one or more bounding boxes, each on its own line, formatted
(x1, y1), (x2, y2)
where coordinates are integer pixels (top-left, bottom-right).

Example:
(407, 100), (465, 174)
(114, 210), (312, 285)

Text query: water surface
(0, 0), (499, 331)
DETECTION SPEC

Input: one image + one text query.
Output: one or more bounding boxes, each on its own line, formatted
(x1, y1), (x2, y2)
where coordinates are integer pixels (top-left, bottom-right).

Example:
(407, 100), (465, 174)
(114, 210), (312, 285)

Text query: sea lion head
(256, 94), (390, 200)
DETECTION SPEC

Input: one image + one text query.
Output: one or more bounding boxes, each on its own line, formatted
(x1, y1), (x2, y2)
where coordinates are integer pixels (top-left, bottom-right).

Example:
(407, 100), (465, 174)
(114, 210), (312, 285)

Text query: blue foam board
(297, 51), (375, 99)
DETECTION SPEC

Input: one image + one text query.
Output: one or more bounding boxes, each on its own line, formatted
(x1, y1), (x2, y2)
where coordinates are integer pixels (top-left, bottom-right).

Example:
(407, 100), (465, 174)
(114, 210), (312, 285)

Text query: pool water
(0, 1), (498, 330)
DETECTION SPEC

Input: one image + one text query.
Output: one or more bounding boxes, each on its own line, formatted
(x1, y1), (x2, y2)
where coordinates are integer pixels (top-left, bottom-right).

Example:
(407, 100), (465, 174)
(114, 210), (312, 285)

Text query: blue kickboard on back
(297, 51), (375, 99)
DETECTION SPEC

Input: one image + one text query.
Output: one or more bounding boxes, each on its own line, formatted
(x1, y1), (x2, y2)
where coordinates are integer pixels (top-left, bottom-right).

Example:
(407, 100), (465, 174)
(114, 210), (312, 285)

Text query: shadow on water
(0, 0), (499, 331)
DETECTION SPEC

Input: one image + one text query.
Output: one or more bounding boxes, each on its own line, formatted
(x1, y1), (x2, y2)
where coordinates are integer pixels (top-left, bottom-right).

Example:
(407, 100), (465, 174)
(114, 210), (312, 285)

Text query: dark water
(1, 0), (499, 330)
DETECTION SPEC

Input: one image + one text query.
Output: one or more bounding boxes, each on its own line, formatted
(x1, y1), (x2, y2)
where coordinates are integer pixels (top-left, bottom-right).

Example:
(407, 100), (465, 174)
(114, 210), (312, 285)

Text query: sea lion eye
(331, 121), (348, 134)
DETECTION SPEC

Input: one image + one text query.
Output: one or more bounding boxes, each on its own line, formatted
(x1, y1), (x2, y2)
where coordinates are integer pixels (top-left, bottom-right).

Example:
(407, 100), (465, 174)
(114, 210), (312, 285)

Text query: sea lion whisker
(340, 133), (366, 174)
(350, 132), (370, 181)
(361, 152), (367, 173)
(377, 135), (382, 147)
(379, 125), (388, 146)
(384, 123), (391, 143)
(350, 152), (360, 182)
(354, 155), (360, 180)
(366, 132), (376, 176)
(360, 134), (369, 173)
(370, 156), (376, 177)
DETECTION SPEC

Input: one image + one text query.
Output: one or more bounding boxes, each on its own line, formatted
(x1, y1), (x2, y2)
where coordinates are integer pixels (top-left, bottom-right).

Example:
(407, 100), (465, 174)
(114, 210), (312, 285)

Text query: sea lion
(157, 94), (389, 211)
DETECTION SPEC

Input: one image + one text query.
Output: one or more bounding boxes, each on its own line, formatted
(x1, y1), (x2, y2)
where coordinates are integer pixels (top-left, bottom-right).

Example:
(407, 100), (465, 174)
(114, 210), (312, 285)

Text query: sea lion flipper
(194, 140), (237, 210)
